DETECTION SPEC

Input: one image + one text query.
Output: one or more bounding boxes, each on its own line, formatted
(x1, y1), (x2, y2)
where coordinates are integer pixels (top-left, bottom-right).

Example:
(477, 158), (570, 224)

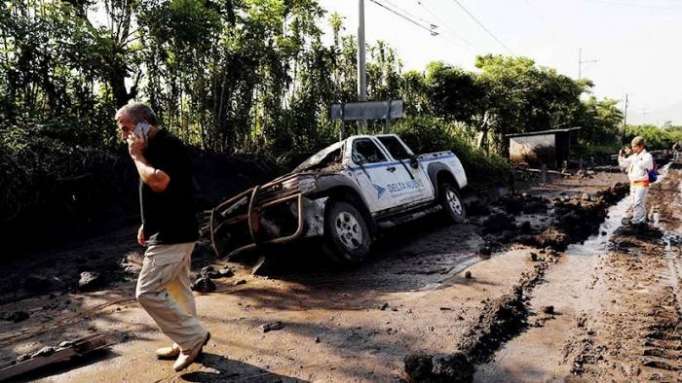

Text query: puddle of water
(568, 162), (673, 259)
(422, 254), (481, 290)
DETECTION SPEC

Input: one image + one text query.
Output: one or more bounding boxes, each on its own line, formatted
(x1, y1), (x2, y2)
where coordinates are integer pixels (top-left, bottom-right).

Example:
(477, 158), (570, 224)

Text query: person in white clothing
(618, 136), (654, 225)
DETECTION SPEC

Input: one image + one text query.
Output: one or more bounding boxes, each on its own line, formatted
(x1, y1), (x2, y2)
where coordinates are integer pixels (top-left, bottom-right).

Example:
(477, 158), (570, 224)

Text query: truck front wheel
(439, 183), (466, 223)
(323, 201), (371, 265)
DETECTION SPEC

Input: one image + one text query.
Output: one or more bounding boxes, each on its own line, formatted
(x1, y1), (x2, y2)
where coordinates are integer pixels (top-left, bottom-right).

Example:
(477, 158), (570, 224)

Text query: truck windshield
(294, 141), (344, 172)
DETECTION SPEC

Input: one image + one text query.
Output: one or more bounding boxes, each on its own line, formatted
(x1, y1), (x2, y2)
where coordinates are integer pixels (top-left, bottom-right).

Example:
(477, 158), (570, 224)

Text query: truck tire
(439, 183), (466, 223)
(322, 200), (371, 265)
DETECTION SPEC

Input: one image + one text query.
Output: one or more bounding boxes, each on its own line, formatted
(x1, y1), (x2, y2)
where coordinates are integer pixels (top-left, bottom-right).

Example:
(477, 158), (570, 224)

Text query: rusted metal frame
(210, 187), (255, 257)
(225, 193), (306, 258)
(214, 188), (254, 217)
(247, 185), (261, 245)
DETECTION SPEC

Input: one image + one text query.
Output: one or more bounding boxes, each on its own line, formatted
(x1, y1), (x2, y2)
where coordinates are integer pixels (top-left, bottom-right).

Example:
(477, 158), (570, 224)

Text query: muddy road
(1, 169), (680, 382)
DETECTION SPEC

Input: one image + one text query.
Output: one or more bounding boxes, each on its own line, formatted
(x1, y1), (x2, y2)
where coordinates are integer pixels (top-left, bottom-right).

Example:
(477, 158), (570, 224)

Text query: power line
(383, 0), (434, 27)
(368, 0), (439, 36)
(416, 0), (475, 49)
(447, 0), (513, 54)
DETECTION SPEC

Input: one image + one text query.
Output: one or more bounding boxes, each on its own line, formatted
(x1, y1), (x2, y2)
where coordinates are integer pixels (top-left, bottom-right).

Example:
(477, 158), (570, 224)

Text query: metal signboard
(331, 100), (404, 121)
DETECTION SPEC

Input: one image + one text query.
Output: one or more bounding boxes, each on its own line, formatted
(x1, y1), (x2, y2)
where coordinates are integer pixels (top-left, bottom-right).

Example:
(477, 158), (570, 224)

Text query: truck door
(350, 138), (404, 212)
(376, 135), (434, 203)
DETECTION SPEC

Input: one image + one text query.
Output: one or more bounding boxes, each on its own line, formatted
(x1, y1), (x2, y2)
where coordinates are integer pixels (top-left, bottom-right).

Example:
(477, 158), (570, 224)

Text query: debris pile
(78, 271), (104, 291)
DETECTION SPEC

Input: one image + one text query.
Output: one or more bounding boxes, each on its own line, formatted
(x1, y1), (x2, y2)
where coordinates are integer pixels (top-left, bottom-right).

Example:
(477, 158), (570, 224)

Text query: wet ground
(0, 169), (680, 382)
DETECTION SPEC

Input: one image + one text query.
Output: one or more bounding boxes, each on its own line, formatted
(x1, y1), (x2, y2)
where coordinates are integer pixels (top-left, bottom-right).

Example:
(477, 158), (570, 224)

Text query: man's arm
(128, 134), (170, 193)
(617, 151), (631, 169)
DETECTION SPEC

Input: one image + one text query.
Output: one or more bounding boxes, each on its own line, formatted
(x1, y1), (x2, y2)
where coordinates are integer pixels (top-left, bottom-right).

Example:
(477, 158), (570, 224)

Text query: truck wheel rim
(446, 189), (463, 216)
(335, 211), (363, 250)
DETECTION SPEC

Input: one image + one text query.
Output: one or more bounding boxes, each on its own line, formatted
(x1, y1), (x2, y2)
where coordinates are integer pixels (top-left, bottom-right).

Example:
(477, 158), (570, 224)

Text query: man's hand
(137, 224), (145, 246)
(127, 133), (145, 159)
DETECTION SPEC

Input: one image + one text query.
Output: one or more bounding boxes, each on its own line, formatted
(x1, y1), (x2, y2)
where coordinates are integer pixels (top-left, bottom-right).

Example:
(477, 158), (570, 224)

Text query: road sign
(331, 100), (404, 121)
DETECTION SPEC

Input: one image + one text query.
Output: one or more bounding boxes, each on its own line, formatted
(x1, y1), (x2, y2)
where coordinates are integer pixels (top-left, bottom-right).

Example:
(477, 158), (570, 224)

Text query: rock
(315, 337), (321, 343)
(219, 266), (234, 278)
(541, 305), (555, 315)
(404, 352), (474, 383)
(192, 277), (216, 293)
(262, 321), (284, 333)
(23, 274), (52, 293)
(78, 271), (103, 291)
(581, 192), (592, 201)
(379, 303), (389, 311)
(530, 253), (538, 262)
(478, 245), (492, 257)
(233, 279), (247, 286)
(464, 271), (472, 279)
(200, 265), (223, 279)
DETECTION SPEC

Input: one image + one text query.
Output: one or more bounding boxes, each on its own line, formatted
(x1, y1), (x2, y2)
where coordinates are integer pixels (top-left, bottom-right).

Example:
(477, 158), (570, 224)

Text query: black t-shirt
(139, 129), (198, 245)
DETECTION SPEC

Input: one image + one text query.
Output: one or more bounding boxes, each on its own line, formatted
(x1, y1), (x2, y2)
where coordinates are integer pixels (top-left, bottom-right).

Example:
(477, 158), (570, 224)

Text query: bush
(624, 125), (682, 150)
(0, 123), (138, 255)
(391, 116), (511, 189)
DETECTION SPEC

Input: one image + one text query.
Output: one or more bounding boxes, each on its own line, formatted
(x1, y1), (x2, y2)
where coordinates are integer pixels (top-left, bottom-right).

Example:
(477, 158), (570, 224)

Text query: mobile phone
(134, 122), (151, 142)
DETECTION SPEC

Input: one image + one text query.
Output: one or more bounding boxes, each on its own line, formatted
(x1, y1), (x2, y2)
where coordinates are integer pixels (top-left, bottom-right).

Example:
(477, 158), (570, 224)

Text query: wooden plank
(0, 334), (110, 382)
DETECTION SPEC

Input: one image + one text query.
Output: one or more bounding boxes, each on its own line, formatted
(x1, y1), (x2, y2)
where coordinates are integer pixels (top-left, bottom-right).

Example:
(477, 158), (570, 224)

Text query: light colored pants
(136, 242), (207, 352)
(630, 185), (649, 224)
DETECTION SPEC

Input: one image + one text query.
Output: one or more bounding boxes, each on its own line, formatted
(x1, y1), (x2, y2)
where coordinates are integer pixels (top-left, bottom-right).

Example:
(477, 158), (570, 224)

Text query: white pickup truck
(209, 134), (468, 264)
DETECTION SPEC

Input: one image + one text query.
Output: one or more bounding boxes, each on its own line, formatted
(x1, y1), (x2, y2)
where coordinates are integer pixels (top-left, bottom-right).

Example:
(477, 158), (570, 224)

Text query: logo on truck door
(373, 184), (387, 199)
(386, 179), (424, 195)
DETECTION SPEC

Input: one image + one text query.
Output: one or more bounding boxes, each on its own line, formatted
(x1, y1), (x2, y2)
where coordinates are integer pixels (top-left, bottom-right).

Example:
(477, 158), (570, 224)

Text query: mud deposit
(2, 170), (680, 383)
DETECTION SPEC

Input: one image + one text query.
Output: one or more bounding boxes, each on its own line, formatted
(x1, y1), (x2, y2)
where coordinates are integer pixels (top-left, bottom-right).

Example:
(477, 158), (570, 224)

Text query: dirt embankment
(0, 152), (278, 306)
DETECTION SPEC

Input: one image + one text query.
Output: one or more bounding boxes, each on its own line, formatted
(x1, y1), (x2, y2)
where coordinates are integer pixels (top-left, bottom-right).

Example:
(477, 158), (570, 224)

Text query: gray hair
(631, 136), (645, 147)
(115, 102), (160, 126)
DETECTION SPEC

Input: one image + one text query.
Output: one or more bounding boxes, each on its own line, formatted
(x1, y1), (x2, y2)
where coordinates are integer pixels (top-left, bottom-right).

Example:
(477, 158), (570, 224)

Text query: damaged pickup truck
(209, 134), (468, 264)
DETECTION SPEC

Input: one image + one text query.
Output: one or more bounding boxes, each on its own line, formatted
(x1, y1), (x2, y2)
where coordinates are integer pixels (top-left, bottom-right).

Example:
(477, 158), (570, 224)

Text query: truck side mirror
(409, 156), (419, 169)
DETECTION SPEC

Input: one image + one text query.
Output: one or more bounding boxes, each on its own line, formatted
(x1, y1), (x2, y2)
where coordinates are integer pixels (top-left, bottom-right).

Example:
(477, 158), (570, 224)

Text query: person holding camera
(115, 103), (210, 371)
(618, 136), (654, 227)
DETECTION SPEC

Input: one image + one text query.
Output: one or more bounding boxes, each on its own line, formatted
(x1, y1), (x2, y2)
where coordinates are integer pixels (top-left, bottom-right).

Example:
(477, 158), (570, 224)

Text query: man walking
(618, 136), (654, 227)
(116, 103), (210, 371)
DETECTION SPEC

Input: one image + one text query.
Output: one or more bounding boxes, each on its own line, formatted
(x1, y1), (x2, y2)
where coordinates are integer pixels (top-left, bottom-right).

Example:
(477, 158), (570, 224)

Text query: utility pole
(622, 94), (628, 143)
(357, 0), (367, 102)
(578, 48), (598, 80)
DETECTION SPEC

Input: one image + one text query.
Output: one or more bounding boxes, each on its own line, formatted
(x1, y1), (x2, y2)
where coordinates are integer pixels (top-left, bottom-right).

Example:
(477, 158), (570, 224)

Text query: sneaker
(156, 343), (180, 360)
(173, 332), (211, 372)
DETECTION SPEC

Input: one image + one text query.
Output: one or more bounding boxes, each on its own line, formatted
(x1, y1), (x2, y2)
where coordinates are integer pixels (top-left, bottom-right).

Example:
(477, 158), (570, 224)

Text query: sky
(317, 0), (682, 126)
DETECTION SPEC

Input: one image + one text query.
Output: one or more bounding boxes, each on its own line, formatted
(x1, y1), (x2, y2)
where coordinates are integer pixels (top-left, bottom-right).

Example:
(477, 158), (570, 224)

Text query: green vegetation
(1, 0), (675, 238)
(623, 124), (682, 150)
